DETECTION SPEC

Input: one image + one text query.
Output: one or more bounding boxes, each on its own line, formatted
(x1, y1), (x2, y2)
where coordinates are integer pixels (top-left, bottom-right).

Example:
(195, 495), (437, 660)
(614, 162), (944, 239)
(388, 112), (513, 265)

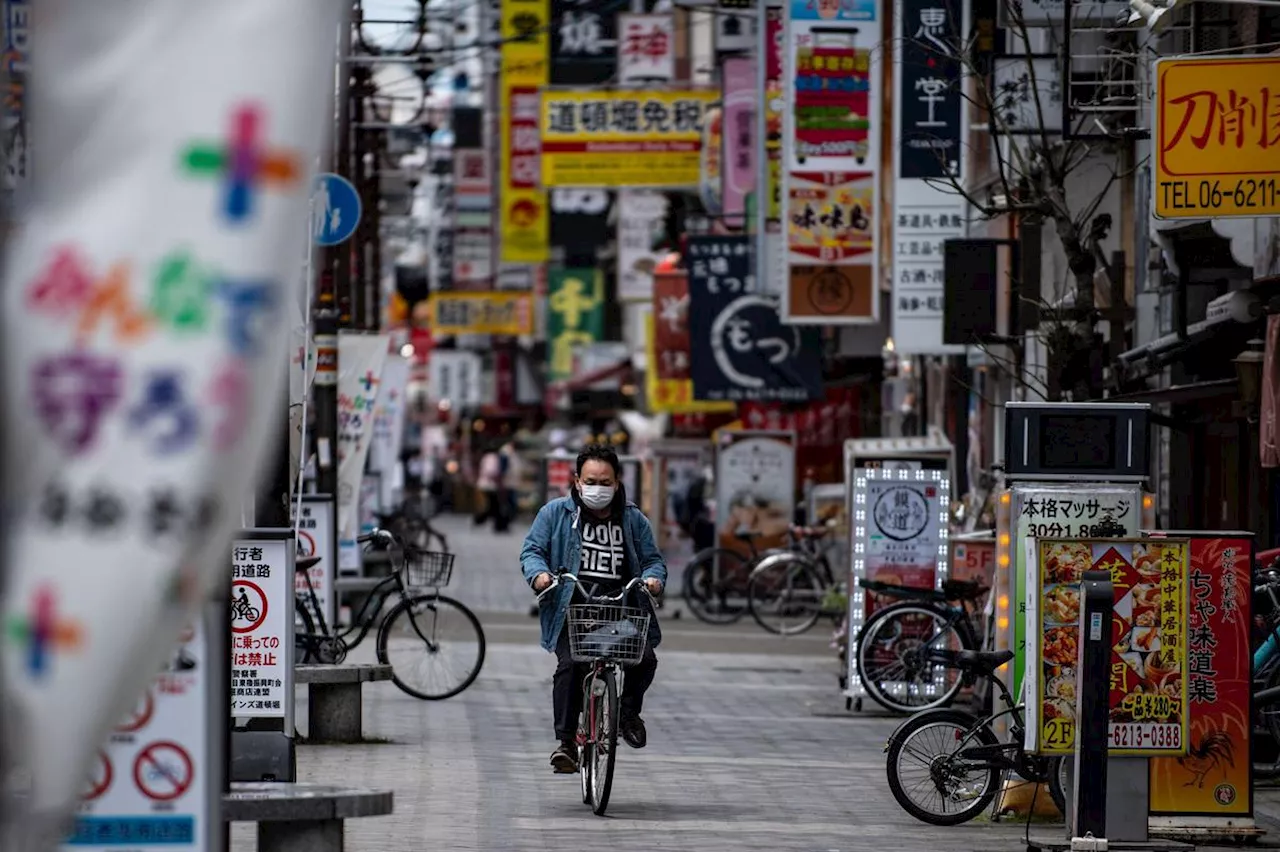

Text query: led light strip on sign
(848, 466), (950, 698)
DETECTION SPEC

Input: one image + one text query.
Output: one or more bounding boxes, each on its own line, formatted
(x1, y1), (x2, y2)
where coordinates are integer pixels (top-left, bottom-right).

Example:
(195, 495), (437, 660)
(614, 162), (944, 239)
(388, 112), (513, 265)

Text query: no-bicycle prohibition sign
(133, 741), (194, 802)
(231, 579), (268, 634)
(84, 751), (113, 801)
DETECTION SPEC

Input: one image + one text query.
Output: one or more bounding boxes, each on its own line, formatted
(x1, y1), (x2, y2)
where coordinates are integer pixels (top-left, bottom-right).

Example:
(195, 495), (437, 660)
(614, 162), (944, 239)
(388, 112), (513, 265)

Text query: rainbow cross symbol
(7, 585), (83, 678)
(182, 103), (300, 223)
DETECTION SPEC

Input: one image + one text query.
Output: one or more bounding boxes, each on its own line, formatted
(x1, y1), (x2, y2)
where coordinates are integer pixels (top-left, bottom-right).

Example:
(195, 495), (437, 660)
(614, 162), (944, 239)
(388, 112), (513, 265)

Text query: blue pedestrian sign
(312, 172), (361, 246)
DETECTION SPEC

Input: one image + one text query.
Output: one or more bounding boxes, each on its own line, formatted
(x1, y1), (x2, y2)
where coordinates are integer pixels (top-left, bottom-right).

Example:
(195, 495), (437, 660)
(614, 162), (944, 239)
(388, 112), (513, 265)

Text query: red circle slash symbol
(84, 751), (113, 801)
(133, 741), (194, 802)
(115, 689), (154, 734)
(230, 580), (268, 634)
(297, 530), (316, 557)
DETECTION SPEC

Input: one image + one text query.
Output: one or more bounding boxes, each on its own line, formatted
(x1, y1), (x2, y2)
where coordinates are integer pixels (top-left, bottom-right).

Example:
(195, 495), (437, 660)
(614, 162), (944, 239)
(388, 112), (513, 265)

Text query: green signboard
(546, 267), (604, 382)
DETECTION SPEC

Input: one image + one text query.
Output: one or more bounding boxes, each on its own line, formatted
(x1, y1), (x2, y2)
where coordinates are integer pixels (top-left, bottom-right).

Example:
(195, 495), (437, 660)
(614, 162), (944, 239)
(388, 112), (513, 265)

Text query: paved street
(232, 514), (1280, 851)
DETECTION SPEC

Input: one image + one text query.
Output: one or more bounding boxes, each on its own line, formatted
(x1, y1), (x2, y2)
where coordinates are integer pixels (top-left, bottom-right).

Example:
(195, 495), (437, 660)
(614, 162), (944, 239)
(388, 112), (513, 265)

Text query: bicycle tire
(293, 598), (317, 665)
(580, 705), (593, 804)
(746, 554), (825, 636)
(856, 602), (972, 714)
(682, 547), (749, 625)
(375, 593), (486, 700)
(590, 668), (619, 816)
(885, 708), (1000, 826)
(1048, 756), (1068, 817)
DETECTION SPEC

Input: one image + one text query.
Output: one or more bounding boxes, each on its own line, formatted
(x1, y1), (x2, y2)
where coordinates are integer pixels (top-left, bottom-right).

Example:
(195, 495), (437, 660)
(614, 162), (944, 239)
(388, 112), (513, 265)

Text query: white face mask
(578, 484), (616, 510)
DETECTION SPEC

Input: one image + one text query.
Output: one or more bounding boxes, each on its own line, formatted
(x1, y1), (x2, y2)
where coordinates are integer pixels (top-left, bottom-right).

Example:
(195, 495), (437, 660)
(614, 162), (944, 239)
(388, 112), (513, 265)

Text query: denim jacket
(519, 496), (668, 652)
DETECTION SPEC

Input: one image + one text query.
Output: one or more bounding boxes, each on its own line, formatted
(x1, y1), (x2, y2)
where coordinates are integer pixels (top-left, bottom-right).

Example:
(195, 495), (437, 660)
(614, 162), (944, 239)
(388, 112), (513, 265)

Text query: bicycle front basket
(567, 604), (650, 665)
(403, 550), (454, 589)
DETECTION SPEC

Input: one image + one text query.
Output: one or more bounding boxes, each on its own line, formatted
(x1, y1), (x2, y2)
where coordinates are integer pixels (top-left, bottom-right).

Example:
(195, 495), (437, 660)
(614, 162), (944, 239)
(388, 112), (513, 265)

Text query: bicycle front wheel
(856, 602), (969, 714)
(590, 668), (619, 816)
(885, 709), (999, 826)
(376, 593), (486, 700)
(682, 547), (748, 625)
(747, 555), (825, 636)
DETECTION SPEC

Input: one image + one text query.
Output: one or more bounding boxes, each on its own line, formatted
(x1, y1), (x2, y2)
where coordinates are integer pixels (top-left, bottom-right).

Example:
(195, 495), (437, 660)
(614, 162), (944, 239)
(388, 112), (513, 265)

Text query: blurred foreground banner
(0, 1), (342, 845)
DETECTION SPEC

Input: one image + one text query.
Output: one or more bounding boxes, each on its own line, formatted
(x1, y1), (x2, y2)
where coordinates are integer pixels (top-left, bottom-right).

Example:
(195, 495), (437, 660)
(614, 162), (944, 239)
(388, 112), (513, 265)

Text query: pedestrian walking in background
(474, 446), (503, 530)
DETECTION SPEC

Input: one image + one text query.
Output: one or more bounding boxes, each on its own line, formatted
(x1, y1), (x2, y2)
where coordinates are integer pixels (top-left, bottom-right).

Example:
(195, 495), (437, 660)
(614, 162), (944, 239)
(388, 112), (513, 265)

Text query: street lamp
(1233, 338), (1266, 419)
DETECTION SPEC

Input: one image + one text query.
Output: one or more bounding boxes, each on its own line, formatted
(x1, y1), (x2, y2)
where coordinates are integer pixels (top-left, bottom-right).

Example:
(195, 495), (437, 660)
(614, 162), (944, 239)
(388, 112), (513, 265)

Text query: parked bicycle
(745, 525), (844, 636)
(375, 489), (449, 554)
(294, 529), (484, 700)
(854, 576), (988, 714)
(885, 648), (1067, 825)
(683, 524), (837, 631)
(536, 571), (658, 817)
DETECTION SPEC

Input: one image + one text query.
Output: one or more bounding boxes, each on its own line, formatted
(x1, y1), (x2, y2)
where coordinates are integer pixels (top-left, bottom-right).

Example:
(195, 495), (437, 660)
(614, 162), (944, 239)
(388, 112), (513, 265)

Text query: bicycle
(1252, 562), (1280, 777)
(885, 648), (1068, 825)
(682, 525), (837, 626)
(231, 595), (261, 624)
(294, 529), (485, 700)
(854, 576), (988, 714)
(375, 490), (449, 554)
(745, 525), (844, 636)
(536, 572), (658, 817)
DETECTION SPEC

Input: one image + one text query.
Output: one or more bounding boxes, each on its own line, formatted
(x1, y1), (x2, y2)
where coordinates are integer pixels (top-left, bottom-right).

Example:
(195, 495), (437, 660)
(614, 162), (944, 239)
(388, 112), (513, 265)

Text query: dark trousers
(552, 624), (658, 741)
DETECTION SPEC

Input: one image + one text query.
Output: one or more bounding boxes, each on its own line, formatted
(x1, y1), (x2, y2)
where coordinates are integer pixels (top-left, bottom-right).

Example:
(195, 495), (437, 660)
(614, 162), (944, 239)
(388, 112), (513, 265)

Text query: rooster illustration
(1178, 731), (1235, 789)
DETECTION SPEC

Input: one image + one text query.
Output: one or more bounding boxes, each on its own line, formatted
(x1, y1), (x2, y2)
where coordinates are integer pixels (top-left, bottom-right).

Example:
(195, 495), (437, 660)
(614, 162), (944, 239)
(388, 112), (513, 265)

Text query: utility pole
(313, 5), (354, 528)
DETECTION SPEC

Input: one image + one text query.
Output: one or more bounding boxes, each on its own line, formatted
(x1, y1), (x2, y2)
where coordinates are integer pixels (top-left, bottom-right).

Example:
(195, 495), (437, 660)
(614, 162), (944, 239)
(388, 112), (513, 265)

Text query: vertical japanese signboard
(1007, 484), (1142, 698)
(500, 0), (549, 262)
(685, 234), (824, 402)
(619, 13), (675, 84)
(1150, 534), (1253, 820)
(617, 190), (669, 302)
(291, 495), (335, 624)
(1153, 56), (1280, 220)
(550, 0), (619, 85)
(645, 286), (735, 414)
(721, 56), (756, 226)
(546, 267), (604, 381)
(782, 0), (880, 322)
(230, 533), (293, 721)
(1028, 539), (1189, 757)
(2, 0), (28, 194)
(892, 0), (967, 354)
(69, 602), (222, 851)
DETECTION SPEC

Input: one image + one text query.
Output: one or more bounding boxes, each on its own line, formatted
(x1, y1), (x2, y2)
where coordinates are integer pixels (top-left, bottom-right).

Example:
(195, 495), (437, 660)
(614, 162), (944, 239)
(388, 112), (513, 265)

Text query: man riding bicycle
(520, 444), (667, 773)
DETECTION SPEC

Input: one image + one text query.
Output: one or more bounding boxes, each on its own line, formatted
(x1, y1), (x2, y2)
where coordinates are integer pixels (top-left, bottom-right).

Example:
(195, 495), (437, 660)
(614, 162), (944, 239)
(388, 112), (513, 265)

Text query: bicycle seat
(954, 649), (1014, 676)
(295, 555), (322, 572)
(941, 578), (988, 601)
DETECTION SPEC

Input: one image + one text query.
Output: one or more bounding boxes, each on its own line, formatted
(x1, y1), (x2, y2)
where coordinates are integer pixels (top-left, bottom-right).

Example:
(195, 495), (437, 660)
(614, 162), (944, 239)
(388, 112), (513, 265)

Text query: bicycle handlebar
(357, 528), (399, 548)
(535, 572), (657, 606)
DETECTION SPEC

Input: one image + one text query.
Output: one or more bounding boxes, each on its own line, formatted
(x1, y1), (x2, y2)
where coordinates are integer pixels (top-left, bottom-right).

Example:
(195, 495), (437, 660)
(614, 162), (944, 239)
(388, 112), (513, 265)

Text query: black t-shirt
(578, 512), (630, 594)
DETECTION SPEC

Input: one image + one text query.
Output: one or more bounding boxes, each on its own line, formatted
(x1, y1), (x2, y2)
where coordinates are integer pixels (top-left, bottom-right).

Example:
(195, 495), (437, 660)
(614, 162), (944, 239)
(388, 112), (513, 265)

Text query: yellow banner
(428, 292), (534, 336)
(499, 0), (549, 262)
(541, 90), (719, 188)
(644, 313), (735, 414)
(1154, 56), (1280, 219)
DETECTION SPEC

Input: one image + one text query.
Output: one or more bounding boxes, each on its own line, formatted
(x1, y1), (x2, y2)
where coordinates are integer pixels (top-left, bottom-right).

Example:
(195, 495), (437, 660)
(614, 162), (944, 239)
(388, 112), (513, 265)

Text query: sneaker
(550, 740), (578, 773)
(619, 712), (647, 749)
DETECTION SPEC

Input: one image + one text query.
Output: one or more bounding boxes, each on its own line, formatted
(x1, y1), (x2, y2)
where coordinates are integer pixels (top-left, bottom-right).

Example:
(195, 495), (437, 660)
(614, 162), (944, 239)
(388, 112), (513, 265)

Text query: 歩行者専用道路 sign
(312, 172), (361, 246)
(230, 535), (292, 721)
(539, 89), (719, 188)
(426, 291), (534, 337)
(1153, 56), (1280, 219)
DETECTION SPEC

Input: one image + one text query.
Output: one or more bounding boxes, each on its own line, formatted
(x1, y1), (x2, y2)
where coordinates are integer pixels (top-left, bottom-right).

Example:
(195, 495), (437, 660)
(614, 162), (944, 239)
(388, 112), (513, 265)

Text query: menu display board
(1028, 538), (1189, 757)
(1150, 534), (1253, 818)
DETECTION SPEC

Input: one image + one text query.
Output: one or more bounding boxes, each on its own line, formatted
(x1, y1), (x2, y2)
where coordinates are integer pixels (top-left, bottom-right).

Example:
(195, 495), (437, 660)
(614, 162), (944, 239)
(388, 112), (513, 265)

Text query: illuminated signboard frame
(847, 465), (952, 703)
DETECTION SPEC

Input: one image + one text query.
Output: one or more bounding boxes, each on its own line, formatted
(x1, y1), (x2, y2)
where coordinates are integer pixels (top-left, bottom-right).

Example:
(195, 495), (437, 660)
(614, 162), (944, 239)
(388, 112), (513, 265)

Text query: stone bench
(224, 782), (393, 852)
(295, 663), (393, 743)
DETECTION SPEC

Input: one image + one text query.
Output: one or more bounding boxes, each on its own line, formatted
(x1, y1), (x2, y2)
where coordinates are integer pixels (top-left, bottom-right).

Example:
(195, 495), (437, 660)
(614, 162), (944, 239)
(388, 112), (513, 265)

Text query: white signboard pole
(230, 531), (294, 724)
(66, 596), (224, 852)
